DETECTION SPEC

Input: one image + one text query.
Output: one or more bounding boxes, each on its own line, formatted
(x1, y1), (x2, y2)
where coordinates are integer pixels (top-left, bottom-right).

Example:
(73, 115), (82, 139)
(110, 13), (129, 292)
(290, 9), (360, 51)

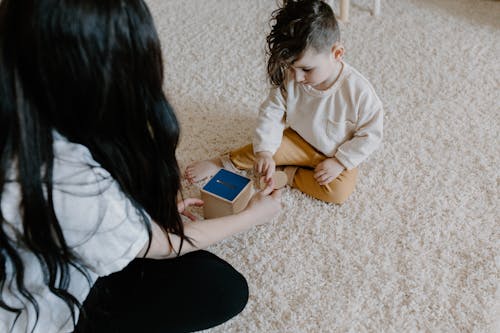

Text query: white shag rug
(146, 0), (499, 332)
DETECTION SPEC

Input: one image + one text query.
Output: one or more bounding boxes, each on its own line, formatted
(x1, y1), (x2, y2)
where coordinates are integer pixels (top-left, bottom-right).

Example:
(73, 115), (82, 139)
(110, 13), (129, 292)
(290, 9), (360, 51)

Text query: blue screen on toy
(203, 169), (250, 201)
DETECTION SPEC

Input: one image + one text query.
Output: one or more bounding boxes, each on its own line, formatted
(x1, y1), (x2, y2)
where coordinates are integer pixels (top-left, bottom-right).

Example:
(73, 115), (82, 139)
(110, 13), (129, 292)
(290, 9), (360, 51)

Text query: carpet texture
(146, 0), (499, 332)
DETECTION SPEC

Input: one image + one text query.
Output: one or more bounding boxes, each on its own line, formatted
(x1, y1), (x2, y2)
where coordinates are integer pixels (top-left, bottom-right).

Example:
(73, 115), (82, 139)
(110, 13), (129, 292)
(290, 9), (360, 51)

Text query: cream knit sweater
(253, 62), (383, 170)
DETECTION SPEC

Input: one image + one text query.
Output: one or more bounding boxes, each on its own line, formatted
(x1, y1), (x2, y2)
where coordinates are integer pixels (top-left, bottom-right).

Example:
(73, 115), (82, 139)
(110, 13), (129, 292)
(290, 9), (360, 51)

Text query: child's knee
(322, 189), (350, 204)
(321, 171), (357, 203)
(321, 183), (354, 204)
(229, 144), (255, 169)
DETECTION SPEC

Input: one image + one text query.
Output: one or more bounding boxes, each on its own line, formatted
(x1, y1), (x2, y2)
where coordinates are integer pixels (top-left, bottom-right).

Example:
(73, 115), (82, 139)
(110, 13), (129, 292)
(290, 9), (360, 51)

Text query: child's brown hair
(266, 0), (340, 88)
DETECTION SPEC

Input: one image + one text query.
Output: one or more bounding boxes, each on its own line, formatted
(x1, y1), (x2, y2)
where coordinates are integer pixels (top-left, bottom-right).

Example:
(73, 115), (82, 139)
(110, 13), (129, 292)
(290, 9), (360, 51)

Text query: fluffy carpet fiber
(146, 0), (499, 332)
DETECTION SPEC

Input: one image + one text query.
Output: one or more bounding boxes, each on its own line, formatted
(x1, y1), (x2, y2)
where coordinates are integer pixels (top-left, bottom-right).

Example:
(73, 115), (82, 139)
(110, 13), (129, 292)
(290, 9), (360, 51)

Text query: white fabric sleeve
(253, 87), (287, 155)
(335, 90), (383, 169)
(51, 158), (149, 277)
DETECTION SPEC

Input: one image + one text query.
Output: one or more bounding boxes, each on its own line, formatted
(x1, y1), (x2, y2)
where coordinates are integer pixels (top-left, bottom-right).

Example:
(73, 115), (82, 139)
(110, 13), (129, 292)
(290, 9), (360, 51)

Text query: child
(185, 0), (383, 204)
(0, 0), (281, 332)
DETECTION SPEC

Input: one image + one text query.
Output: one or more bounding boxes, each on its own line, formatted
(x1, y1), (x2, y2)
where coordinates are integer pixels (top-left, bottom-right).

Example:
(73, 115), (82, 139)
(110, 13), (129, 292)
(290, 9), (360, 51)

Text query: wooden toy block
(201, 169), (253, 219)
(259, 170), (288, 190)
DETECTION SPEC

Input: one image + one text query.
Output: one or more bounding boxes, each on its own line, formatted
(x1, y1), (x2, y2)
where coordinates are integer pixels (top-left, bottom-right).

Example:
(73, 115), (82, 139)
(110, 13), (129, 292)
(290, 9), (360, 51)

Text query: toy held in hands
(259, 170), (288, 190)
(201, 169), (253, 218)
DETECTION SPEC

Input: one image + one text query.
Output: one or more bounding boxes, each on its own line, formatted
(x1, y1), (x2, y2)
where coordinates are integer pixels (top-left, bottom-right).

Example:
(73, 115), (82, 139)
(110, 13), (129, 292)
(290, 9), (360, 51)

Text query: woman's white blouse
(0, 132), (149, 333)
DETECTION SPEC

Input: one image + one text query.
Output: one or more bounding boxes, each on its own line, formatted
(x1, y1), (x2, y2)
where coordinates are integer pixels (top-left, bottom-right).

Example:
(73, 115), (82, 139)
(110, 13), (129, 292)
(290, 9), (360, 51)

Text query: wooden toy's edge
(259, 171), (288, 190)
(201, 176), (254, 219)
(200, 187), (232, 204)
(230, 180), (254, 203)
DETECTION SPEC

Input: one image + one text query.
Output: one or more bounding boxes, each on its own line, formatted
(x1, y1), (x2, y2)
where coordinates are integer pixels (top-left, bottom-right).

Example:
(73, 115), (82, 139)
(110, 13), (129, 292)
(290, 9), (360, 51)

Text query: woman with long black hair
(0, 0), (281, 332)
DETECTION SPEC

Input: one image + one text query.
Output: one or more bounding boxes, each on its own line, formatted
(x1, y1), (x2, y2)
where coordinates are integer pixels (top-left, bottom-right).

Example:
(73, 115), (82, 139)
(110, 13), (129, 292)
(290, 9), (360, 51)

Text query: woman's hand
(143, 188), (280, 259)
(254, 151), (275, 182)
(244, 180), (282, 225)
(177, 198), (204, 221)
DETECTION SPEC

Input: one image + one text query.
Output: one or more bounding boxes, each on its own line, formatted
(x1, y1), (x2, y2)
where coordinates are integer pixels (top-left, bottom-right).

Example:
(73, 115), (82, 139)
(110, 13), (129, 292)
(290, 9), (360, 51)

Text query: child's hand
(314, 158), (345, 186)
(254, 151), (275, 182)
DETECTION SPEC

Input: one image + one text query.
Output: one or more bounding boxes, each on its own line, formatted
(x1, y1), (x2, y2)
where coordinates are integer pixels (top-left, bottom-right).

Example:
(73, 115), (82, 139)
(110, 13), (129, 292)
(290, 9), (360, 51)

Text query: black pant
(74, 250), (248, 333)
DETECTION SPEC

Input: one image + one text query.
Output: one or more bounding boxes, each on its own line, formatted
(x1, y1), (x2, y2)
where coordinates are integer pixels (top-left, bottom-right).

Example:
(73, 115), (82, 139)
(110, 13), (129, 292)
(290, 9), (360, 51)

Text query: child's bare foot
(184, 158), (223, 183)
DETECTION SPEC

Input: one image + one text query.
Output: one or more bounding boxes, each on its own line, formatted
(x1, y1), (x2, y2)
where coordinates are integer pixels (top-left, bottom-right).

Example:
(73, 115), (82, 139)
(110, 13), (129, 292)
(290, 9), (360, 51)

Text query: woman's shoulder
(52, 131), (111, 182)
(53, 131), (99, 165)
(1, 133), (113, 244)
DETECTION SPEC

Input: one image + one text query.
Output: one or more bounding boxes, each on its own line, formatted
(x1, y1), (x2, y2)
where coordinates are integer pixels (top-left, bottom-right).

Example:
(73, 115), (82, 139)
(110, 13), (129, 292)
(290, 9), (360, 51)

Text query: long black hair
(267, 0), (340, 88)
(0, 0), (186, 328)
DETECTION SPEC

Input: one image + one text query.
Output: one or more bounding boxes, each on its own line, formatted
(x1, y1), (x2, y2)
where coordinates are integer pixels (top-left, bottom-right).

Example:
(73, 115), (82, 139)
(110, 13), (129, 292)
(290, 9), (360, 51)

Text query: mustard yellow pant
(229, 128), (358, 204)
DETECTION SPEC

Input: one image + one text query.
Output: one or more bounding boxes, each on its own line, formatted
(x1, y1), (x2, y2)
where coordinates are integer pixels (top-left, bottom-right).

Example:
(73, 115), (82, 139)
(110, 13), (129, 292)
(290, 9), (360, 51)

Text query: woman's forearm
(141, 210), (258, 259)
(139, 185), (281, 259)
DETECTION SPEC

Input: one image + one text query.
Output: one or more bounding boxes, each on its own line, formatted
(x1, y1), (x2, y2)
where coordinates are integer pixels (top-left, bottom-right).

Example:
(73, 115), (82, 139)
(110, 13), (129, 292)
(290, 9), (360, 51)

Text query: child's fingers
(256, 160), (264, 174)
(317, 174), (334, 185)
(265, 166), (274, 181)
(315, 173), (327, 183)
(313, 170), (326, 180)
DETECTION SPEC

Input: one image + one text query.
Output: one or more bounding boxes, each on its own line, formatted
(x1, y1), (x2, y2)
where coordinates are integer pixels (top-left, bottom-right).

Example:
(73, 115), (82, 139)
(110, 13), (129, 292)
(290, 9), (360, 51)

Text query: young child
(185, 0), (383, 204)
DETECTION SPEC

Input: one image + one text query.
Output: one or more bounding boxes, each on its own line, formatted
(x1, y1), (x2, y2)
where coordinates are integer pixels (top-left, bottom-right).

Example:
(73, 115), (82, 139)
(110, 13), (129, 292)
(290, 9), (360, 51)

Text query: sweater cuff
(334, 151), (357, 170)
(252, 143), (278, 156)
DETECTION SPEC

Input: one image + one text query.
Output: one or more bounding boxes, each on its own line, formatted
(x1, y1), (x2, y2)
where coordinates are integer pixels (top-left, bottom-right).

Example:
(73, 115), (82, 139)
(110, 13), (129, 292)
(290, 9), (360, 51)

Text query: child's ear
(331, 43), (345, 61)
